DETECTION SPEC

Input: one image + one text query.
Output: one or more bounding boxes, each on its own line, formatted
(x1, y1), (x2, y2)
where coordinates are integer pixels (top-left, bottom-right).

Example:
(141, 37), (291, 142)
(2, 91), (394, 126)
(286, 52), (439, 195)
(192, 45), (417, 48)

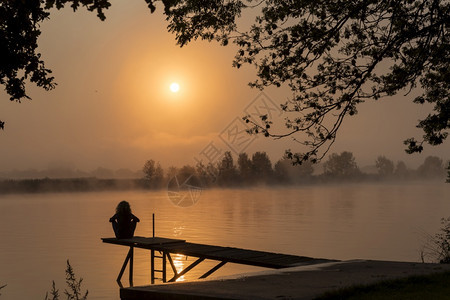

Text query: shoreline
(120, 260), (450, 299)
(0, 177), (445, 195)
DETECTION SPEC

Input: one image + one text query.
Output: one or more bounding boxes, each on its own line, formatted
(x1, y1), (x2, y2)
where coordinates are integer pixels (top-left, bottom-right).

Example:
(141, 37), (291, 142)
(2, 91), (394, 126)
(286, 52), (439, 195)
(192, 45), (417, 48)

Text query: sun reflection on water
(172, 253), (187, 282)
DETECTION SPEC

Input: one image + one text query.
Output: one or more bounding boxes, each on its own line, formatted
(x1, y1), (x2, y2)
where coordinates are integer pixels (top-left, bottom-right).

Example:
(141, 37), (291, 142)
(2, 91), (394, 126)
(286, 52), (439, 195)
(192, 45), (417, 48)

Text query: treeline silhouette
(0, 151), (447, 194)
(0, 178), (149, 194)
(0, 166), (141, 180)
(143, 151), (448, 189)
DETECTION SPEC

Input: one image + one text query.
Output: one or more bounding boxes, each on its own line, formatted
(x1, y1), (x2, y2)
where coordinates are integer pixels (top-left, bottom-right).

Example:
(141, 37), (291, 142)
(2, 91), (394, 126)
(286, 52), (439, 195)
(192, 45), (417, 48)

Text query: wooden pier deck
(102, 236), (335, 286)
(120, 260), (450, 300)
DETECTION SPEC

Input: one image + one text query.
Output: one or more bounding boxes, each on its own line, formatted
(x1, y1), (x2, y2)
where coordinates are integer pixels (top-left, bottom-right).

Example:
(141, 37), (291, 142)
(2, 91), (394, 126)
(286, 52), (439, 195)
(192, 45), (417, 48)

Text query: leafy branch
(1, 0), (448, 163)
(162, 0), (450, 164)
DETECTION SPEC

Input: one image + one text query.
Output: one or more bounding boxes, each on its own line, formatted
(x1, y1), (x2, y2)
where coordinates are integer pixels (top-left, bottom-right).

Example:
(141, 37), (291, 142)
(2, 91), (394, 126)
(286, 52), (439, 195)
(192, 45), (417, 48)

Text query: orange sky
(0, 1), (448, 174)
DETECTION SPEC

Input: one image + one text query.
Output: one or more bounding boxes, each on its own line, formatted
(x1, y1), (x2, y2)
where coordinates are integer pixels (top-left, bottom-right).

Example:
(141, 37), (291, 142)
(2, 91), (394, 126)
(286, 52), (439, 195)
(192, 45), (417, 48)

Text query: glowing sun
(170, 82), (180, 93)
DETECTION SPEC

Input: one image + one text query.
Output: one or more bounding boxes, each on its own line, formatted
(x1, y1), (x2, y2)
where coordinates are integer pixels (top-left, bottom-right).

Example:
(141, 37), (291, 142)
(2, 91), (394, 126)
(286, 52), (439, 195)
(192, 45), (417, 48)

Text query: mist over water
(0, 182), (449, 299)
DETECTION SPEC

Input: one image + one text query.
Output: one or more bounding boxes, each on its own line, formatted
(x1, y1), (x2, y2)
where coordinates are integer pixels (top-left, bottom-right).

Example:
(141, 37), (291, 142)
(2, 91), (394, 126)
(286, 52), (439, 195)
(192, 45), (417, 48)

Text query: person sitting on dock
(109, 201), (140, 239)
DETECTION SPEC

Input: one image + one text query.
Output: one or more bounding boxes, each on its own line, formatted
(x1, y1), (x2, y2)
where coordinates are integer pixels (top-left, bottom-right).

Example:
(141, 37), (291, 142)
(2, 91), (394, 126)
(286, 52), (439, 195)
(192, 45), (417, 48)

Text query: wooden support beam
(117, 247), (133, 283)
(166, 253), (178, 278)
(129, 247), (134, 286)
(169, 258), (205, 282)
(199, 261), (227, 279)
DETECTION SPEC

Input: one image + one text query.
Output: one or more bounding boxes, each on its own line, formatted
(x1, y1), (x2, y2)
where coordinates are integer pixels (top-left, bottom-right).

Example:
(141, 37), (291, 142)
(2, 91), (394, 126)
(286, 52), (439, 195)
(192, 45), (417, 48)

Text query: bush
(421, 217), (450, 264)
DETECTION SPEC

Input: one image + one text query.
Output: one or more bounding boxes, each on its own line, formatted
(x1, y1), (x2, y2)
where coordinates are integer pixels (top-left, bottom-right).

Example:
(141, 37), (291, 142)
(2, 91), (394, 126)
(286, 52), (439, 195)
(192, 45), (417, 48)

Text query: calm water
(0, 182), (449, 299)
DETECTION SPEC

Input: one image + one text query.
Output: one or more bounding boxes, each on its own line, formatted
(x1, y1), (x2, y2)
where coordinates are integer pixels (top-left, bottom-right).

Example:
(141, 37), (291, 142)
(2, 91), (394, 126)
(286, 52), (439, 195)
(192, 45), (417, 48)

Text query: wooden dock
(102, 236), (335, 286)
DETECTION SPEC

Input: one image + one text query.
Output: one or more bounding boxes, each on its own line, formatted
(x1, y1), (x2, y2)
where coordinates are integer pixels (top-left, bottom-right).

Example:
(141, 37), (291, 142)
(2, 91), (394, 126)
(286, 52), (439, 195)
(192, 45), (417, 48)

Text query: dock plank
(102, 236), (336, 271)
(102, 237), (186, 246)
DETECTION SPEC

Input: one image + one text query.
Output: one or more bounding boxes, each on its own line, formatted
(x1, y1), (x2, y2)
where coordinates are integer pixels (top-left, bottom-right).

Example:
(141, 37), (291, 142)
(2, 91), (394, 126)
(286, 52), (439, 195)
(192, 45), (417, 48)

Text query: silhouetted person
(109, 201), (140, 239)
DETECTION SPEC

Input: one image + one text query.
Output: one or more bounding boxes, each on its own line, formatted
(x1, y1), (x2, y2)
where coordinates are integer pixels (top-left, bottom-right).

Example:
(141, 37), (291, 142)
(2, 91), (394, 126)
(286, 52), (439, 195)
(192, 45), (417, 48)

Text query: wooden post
(152, 213), (155, 238)
(151, 249), (155, 284)
(163, 252), (167, 282)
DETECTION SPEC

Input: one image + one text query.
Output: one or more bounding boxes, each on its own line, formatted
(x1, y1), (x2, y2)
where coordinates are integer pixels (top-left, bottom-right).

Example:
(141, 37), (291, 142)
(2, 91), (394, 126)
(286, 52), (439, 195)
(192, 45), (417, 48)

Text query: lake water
(0, 182), (449, 299)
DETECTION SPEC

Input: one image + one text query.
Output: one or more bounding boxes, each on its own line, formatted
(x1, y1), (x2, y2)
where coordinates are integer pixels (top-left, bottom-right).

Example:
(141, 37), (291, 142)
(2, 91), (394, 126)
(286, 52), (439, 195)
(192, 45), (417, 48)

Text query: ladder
(151, 250), (167, 283)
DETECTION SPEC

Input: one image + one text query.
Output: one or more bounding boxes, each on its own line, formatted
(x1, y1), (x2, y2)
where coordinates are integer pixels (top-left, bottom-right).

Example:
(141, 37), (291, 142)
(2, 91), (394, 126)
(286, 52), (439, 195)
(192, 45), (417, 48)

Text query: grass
(314, 271), (450, 300)
(45, 260), (88, 300)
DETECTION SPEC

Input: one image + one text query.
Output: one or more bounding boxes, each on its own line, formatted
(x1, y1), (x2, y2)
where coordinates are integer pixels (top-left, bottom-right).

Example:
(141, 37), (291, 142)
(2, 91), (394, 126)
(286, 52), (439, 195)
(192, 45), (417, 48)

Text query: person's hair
(116, 200), (132, 215)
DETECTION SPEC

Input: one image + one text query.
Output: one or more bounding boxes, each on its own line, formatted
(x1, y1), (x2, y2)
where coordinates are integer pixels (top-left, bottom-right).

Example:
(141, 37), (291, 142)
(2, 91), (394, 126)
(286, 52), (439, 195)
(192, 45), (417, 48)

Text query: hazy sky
(1, 1), (448, 173)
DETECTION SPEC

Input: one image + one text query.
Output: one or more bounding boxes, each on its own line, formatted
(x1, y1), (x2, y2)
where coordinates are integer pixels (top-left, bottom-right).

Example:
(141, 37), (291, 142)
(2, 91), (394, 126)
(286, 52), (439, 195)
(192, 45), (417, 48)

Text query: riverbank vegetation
(0, 151), (447, 194)
(421, 217), (450, 264)
(140, 151), (449, 188)
(45, 260), (88, 300)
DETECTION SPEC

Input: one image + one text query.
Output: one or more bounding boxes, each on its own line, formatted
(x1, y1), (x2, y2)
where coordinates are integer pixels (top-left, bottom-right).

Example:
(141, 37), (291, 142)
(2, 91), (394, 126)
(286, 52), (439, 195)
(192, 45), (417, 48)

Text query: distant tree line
(142, 151), (449, 189)
(0, 167), (142, 180)
(0, 151), (447, 194)
(0, 178), (149, 194)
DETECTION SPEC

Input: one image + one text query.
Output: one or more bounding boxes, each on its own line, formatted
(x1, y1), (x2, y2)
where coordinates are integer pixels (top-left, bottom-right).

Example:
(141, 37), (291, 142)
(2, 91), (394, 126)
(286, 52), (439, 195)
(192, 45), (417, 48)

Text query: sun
(170, 82), (180, 93)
